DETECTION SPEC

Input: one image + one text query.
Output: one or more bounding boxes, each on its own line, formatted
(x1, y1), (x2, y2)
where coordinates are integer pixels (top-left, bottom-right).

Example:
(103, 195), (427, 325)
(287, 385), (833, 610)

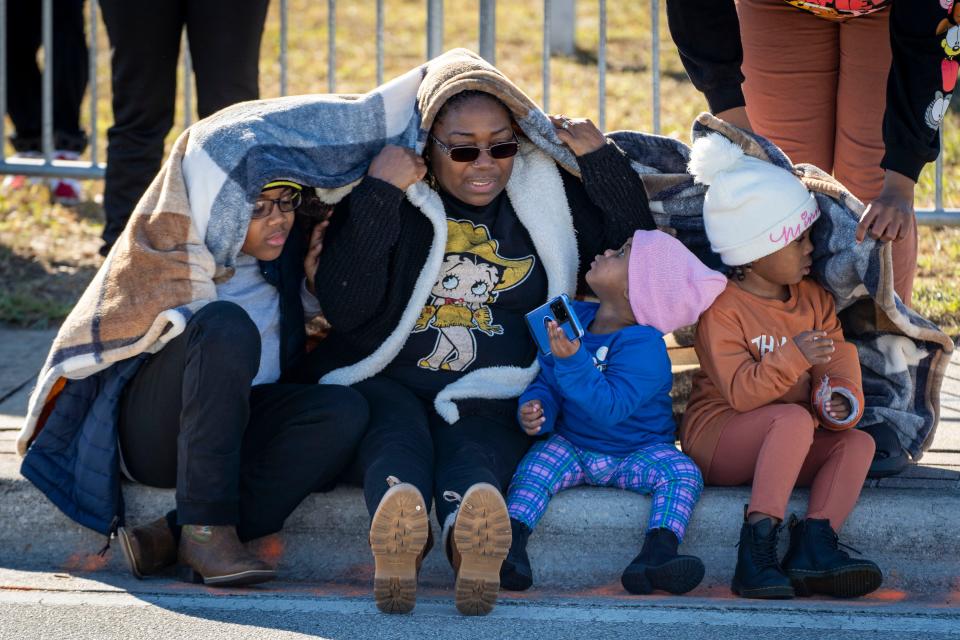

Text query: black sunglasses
(430, 134), (520, 163)
(252, 190), (302, 219)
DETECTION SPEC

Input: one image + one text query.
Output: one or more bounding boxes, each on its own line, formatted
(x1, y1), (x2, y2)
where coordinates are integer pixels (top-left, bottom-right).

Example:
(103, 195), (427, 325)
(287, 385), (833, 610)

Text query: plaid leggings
(506, 434), (703, 541)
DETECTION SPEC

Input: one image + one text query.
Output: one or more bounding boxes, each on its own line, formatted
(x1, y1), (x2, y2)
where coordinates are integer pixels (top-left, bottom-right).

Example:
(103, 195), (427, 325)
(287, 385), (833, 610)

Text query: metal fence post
(376, 0), (385, 85)
(427, 0), (443, 60)
(598, 0), (606, 131)
(479, 0), (496, 65)
(183, 32), (192, 128)
(42, 0), (53, 162)
(651, 0), (661, 135)
(280, 0), (288, 96)
(328, 0), (336, 92)
(542, 0), (551, 112)
(548, 0), (575, 57)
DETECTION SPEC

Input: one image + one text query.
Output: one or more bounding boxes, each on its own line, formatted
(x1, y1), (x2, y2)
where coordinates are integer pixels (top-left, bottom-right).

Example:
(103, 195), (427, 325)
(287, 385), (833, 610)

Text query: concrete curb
(1, 470), (957, 596)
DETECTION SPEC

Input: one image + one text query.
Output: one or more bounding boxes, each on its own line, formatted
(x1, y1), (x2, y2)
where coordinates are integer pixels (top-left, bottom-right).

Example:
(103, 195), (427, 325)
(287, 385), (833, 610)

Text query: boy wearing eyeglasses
(115, 180), (369, 588)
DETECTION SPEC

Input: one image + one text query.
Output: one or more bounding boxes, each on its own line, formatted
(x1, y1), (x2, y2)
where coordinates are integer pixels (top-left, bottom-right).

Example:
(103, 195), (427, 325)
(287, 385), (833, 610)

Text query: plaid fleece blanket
(18, 49), (952, 461)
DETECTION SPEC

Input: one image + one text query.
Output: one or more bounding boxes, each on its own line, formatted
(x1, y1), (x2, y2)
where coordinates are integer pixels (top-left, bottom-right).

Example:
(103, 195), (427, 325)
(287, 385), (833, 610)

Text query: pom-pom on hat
(627, 229), (727, 334)
(688, 133), (820, 266)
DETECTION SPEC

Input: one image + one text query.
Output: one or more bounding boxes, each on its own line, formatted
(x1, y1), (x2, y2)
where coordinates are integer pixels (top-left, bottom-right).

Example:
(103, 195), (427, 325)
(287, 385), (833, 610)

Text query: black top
(381, 190), (548, 398)
(295, 140), (655, 384)
(665, 0), (955, 182)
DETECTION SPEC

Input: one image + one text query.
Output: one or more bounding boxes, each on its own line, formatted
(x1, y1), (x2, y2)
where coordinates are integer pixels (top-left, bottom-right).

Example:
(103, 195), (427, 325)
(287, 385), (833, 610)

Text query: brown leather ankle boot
(118, 517), (177, 579)
(178, 525), (276, 587)
(369, 479), (430, 614)
(445, 483), (512, 616)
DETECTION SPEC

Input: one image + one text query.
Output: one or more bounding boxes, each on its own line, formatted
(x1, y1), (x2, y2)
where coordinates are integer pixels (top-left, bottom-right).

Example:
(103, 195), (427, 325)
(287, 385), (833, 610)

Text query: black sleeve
(666, 0), (745, 114)
(880, 0), (956, 182)
(314, 176), (406, 332)
(562, 140), (655, 294)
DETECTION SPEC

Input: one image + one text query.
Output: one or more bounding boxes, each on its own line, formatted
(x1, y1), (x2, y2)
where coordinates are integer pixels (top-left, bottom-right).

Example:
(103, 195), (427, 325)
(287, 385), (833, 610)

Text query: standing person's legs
(51, 0), (89, 151)
(5, 0), (42, 150)
(737, 0), (839, 172)
(235, 384), (369, 541)
(185, 0), (268, 118)
(837, 10), (917, 304)
(99, 1), (184, 252)
(834, 10), (891, 204)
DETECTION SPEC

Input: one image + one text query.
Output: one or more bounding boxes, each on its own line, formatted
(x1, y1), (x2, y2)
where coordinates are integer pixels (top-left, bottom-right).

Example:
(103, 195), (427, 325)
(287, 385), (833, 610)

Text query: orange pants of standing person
(736, 0), (918, 305)
(700, 404), (875, 531)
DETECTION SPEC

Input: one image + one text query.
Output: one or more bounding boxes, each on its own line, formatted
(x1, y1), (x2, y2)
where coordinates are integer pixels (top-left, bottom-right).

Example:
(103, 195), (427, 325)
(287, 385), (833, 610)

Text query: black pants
(98, 0), (269, 250)
(345, 376), (532, 526)
(4, 0), (88, 152)
(117, 301), (368, 541)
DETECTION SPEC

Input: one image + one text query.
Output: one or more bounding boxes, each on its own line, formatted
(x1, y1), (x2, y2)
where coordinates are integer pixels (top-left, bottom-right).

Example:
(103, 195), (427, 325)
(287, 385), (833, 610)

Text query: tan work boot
(117, 517), (177, 579)
(445, 483), (512, 616)
(369, 477), (430, 614)
(177, 524), (276, 587)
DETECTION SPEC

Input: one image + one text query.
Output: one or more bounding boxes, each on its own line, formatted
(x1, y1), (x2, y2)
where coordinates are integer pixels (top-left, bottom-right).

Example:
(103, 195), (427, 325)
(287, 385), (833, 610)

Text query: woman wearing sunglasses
(301, 70), (655, 616)
(113, 181), (369, 587)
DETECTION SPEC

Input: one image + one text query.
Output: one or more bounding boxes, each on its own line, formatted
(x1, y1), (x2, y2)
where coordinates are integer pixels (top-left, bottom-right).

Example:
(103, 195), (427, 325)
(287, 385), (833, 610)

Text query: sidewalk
(1, 328), (958, 599)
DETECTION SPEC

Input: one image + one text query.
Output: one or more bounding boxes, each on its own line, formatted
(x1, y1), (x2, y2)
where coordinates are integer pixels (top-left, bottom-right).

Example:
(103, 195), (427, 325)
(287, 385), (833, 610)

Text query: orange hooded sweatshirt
(680, 278), (864, 478)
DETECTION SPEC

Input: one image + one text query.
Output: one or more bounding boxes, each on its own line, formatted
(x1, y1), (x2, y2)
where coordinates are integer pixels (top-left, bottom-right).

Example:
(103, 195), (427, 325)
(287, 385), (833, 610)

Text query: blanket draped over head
(18, 48), (953, 466)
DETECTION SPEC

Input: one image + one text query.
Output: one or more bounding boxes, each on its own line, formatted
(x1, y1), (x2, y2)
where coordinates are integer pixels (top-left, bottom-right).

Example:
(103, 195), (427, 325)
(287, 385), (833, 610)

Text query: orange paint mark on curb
(864, 589), (907, 603)
(61, 552), (108, 572)
(248, 534), (285, 568)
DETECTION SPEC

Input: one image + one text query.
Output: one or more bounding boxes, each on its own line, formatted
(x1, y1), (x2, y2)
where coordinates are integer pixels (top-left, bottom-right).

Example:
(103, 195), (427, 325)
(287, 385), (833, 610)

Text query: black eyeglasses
(430, 134), (520, 163)
(252, 190), (301, 219)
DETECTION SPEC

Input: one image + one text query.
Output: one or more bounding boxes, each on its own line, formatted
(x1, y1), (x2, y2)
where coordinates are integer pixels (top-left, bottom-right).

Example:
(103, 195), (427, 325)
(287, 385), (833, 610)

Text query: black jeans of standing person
(344, 375), (532, 528)
(98, 0), (269, 254)
(117, 301), (369, 542)
(4, 0), (88, 153)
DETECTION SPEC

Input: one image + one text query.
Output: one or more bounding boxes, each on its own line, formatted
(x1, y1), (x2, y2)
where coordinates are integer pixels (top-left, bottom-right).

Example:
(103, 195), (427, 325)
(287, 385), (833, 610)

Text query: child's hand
(519, 399), (546, 435)
(304, 217), (331, 296)
(549, 115), (607, 156)
(826, 392), (852, 421)
(368, 145), (427, 190)
(793, 330), (834, 366)
(547, 320), (580, 359)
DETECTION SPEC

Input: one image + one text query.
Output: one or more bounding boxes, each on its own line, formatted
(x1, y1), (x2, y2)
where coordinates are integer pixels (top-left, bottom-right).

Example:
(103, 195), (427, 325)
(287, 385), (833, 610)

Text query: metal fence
(0, 0), (956, 225)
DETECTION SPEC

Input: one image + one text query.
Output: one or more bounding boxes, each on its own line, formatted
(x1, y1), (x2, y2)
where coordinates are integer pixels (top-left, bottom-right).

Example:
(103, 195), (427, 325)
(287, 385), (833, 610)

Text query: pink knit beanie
(627, 230), (727, 334)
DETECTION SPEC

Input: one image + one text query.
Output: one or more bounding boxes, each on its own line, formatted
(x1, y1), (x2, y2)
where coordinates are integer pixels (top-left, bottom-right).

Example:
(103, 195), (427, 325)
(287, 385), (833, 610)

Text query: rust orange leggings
(705, 403), (875, 531)
(736, 0), (917, 305)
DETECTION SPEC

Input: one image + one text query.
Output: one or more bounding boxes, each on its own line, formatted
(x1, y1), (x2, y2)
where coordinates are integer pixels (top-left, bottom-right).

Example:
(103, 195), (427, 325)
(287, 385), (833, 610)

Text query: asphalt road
(2, 584), (960, 640)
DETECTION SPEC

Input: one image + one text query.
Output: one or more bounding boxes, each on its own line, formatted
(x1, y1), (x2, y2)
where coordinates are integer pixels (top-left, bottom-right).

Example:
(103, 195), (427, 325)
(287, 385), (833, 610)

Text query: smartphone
(525, 294), (585, 356)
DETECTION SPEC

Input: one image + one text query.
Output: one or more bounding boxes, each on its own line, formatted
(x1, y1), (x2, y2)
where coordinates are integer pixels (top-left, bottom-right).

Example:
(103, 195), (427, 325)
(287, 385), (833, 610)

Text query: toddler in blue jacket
(500, 229), (726, 595)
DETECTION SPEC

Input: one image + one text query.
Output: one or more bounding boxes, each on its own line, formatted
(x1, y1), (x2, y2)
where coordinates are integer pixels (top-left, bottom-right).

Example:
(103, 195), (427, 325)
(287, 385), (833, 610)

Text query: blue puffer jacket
(20, 225), (310, 535)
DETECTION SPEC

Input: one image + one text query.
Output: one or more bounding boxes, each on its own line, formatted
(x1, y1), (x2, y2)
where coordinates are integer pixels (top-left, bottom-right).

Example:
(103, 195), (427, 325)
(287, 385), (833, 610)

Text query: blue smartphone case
(525, 294), (585, 356)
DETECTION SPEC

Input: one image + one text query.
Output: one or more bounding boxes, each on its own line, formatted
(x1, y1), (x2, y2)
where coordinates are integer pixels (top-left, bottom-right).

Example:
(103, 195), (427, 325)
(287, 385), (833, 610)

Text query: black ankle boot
(621, 528), (705, 595)
(782, 516), (882, 598)
(732, 516), (794, 599)
(500, 518), (533, 591)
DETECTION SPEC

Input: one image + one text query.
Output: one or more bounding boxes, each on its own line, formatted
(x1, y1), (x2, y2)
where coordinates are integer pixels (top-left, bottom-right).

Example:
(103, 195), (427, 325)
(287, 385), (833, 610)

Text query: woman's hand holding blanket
(367, 144), (427, 190)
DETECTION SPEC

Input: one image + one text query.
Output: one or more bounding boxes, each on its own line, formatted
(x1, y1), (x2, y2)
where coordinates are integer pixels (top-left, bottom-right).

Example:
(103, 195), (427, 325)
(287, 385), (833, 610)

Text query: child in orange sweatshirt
(682, 133), (882, 600)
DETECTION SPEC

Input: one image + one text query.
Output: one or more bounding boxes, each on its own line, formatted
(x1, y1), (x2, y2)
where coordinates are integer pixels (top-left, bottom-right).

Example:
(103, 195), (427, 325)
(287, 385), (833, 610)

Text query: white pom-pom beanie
(688, 133), (820, 267)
